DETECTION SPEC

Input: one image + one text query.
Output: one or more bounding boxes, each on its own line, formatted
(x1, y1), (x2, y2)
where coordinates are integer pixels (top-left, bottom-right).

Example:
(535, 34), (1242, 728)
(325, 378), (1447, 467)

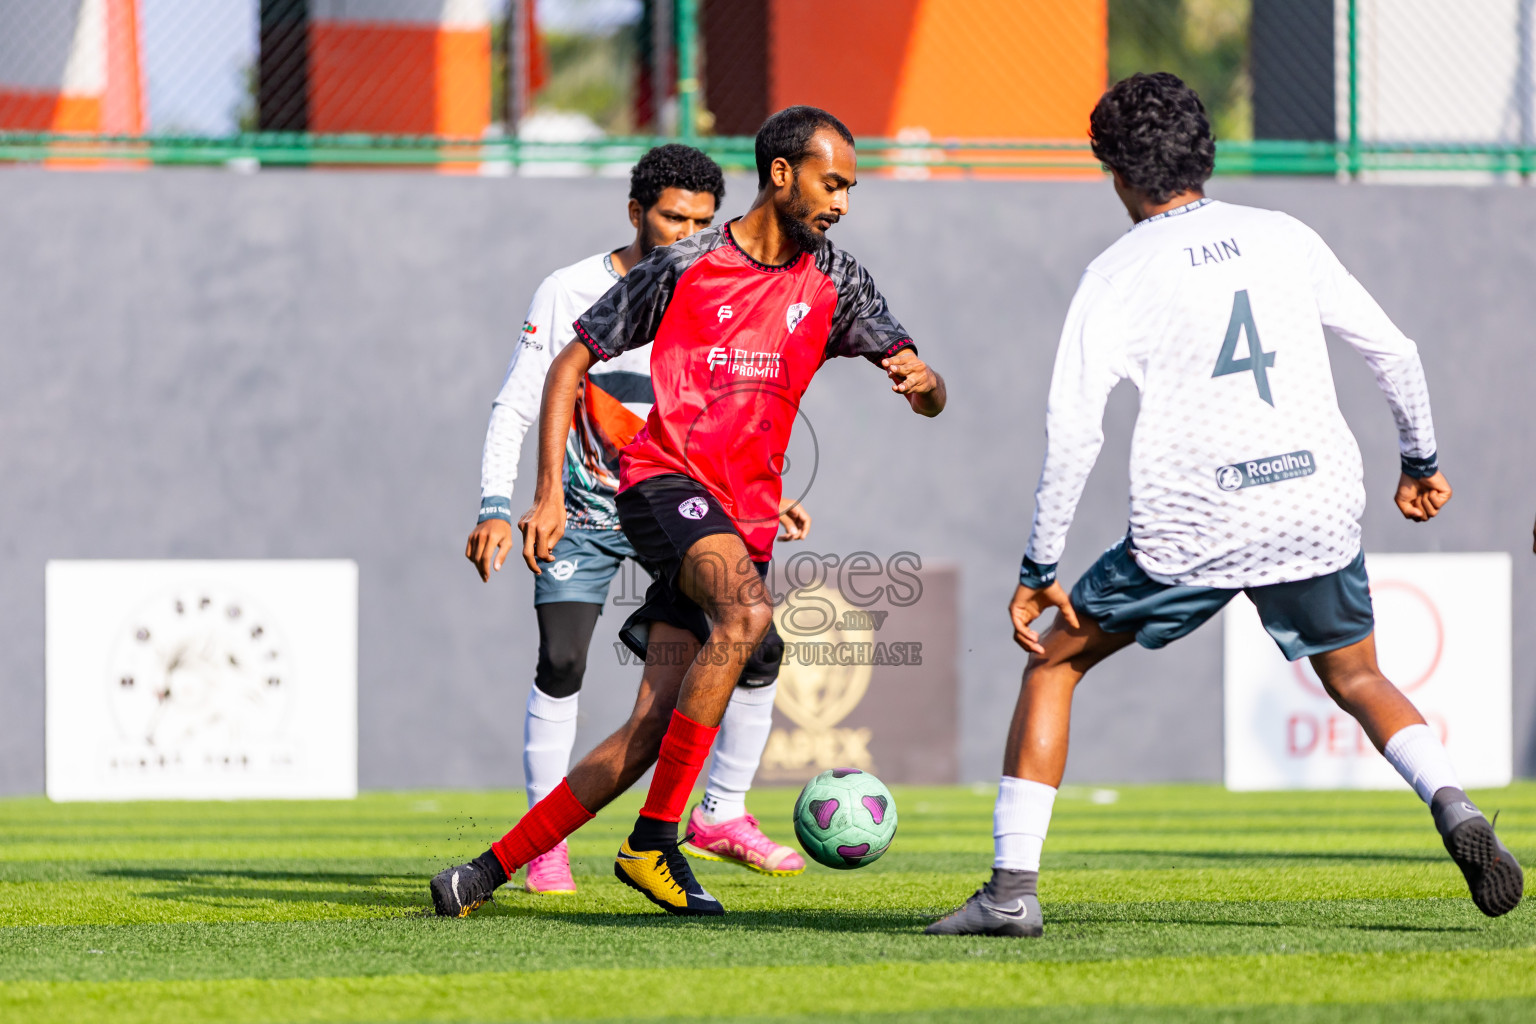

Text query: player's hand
(465, 519), (515, 582)
(882, 349), (936, 396)
(1009, 582), (1079, 655)
(882, 349), (946, 416)
(1394, 471), (1451, 523)
(518, 497), (566, 574)
(778, 499), (812, 541)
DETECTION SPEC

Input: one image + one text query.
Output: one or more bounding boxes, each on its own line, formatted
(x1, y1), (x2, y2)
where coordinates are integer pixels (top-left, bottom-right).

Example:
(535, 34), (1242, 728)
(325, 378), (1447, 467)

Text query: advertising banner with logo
(753, 559), (958, 785)
(1223, 552), (1511, 791)
(46, 560), (359, 801)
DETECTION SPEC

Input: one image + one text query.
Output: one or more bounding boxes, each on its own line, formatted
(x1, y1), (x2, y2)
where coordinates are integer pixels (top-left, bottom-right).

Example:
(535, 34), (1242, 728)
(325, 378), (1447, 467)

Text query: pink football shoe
(523, 840), (577, 894)
(681, 805), (806, 876)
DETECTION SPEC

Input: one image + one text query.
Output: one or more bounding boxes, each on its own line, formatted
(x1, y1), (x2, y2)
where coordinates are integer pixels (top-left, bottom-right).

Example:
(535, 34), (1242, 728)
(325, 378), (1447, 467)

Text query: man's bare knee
(739, 600), (774, 642)
(1026, 616), (1134, 680)
(1026, 632), (1075, 674)
(706, 593), (771, 643)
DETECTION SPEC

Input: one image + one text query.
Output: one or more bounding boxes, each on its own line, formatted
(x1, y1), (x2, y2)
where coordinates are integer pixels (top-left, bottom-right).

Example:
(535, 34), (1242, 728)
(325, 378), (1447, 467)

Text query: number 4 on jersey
(1212, 289), (1275, 406)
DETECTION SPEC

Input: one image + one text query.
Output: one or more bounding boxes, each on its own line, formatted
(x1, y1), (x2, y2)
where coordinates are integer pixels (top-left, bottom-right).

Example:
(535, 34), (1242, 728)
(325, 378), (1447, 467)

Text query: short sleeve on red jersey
(820, 248), (915, 364)
(573, 232), (721, 361)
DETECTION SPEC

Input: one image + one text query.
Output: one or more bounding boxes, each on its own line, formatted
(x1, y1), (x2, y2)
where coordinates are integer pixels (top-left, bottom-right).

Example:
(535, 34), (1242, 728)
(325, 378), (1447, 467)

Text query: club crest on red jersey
(785, 302), (811, 334)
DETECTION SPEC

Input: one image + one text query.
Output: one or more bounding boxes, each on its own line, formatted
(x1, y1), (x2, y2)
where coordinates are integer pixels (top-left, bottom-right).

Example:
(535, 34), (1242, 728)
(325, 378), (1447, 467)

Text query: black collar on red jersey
(723, 220), (805, 274)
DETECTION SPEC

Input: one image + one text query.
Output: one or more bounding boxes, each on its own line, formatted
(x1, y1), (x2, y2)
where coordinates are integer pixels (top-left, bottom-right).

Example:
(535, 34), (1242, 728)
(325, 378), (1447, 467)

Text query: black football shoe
(1433, 788), (1524, 918)
(430, 854), (504, 918)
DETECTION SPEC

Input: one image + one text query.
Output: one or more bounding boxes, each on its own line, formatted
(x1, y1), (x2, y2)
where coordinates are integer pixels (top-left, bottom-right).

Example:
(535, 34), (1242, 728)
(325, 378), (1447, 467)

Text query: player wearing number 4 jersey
(930, 73), (1521, 939)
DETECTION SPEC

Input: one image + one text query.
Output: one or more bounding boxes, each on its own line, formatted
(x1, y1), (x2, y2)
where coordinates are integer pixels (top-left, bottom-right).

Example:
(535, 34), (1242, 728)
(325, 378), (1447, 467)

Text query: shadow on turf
(99, 867), (420, 908)
(96, 867), (1484, 935)
(1060, 848), (1443, 867)
(93, 868), (933, 927)
(1049, 912), (1481, 934)
(458, 901), (1491, 940)
(493, 906), (938, 932)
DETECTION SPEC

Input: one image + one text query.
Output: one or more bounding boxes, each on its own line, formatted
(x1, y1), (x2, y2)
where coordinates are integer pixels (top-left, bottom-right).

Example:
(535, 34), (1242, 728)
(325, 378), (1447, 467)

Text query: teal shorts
(533, 527), (646, 606)
(1069, 538), (1375, 662)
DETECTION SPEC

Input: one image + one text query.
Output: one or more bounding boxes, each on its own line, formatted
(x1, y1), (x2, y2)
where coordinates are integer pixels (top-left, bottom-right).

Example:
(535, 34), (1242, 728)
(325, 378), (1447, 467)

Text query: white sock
(701, 682), (777, 822)
(1382, 723), (1461, 804)
(994, 776), (1057, 871)
(523, 687), (579, 809)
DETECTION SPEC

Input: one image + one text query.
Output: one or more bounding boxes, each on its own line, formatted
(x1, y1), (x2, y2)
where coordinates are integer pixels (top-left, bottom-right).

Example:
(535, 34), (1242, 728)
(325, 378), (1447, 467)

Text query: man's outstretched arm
(1304, 220), (1449, 524)
(1012, 271), (1127, 653)
(468, 277), (570, 581)
(519, 340), (596, 573)
(882, 348), (946, 416)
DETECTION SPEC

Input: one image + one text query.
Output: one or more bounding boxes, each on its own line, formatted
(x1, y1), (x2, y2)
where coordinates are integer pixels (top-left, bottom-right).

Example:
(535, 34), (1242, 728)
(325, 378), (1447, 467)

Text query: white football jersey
(480, 251), (654, 529)
(1026, 198), (1437, 588)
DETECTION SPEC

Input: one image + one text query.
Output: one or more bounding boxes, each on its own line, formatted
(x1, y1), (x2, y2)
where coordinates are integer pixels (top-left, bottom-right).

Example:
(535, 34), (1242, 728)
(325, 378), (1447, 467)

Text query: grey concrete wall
(1, 169), (1533, 794)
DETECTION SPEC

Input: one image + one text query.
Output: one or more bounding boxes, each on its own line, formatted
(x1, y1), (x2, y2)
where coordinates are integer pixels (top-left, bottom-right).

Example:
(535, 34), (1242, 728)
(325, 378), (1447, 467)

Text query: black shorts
(615, 473), (779, 682)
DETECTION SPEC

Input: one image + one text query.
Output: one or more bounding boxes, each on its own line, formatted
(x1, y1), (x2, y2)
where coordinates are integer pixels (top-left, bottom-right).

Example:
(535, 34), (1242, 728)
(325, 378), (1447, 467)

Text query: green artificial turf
(1, 784), (1531, 1022)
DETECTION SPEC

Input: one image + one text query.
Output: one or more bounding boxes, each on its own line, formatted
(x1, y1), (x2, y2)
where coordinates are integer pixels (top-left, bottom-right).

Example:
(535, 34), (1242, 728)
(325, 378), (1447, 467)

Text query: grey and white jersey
(480, 251), (654, 530)
(1025, 198), (1437, 589)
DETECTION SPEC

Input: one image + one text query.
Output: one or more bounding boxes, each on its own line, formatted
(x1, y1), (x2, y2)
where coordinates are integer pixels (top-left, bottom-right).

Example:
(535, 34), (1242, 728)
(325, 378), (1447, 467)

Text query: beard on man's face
(775, 180), (832, 253)
(637, 218), (665, 258)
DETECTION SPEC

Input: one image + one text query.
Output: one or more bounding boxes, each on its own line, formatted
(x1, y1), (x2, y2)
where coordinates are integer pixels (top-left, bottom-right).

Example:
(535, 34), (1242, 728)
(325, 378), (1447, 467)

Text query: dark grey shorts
(1069, 538), (1375, 662)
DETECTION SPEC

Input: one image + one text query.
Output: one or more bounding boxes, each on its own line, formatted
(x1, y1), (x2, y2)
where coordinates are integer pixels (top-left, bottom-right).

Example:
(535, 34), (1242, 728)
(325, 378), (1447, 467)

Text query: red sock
(490, 779), (594, 875)
(639, 709), (720, 823)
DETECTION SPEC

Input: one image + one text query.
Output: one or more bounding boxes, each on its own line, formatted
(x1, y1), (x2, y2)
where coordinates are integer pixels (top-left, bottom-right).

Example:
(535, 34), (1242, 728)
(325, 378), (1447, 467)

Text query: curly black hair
(754, 106), (855, 189)
(629, 143), (726, 210)
(1089, 72), (1215, 204)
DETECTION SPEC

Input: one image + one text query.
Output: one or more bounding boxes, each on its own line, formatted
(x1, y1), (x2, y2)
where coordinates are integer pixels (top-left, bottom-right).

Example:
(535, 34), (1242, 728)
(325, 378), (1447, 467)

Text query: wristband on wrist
(1019, 556), (1058, 590)
(478, 496), (513, 524)
(1400, 452), (1439, 479)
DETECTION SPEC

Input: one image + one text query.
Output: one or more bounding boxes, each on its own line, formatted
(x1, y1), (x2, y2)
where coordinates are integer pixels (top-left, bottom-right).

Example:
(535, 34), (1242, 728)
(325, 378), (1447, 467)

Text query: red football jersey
(574, 221), (914, 560)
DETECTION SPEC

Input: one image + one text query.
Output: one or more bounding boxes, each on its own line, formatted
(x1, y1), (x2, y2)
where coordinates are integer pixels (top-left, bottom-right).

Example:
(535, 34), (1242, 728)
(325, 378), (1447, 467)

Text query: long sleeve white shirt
(1025, 199), (1437, 588)
(480, 252), (655, 530)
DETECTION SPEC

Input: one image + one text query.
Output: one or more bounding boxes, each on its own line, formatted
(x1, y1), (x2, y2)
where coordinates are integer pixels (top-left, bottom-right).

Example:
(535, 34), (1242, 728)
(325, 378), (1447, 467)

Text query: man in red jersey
(430, 106), (946, 918)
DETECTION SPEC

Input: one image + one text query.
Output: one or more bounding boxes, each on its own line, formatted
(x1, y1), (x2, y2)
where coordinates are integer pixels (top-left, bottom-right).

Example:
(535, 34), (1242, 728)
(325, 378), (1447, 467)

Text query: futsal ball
(792, 768), (898, 869)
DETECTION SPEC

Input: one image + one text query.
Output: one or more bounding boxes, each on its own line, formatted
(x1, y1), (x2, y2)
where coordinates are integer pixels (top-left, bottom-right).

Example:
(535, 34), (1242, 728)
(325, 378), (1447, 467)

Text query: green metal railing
(3, 0), (1532, 178)
(676, 0), (701, 141)
(3, 133), (1533, 176)
(1346, 0), (1361, 178)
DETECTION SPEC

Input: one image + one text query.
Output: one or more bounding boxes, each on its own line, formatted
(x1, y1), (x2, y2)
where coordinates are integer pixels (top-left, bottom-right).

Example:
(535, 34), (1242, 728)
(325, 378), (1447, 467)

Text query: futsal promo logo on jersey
(1216, 450), (1316, 491)
(706, 345), (789, 389)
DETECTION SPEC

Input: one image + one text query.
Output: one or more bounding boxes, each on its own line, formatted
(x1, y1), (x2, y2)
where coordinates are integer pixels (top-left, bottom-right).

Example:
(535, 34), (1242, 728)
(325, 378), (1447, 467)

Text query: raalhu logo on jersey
(706, 345), (789, 390)
(1216, 450), (1316, 492)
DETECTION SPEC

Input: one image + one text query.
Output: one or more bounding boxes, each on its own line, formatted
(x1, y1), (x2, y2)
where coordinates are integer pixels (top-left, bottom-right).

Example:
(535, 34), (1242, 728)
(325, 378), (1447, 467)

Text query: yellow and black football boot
(614, 833), (725, 916)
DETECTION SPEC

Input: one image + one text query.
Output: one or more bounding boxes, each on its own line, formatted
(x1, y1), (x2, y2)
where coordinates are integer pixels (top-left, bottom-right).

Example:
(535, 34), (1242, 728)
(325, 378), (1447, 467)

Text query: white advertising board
(1224, 553), (1511, 792)
(46, 560), (358, 801)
